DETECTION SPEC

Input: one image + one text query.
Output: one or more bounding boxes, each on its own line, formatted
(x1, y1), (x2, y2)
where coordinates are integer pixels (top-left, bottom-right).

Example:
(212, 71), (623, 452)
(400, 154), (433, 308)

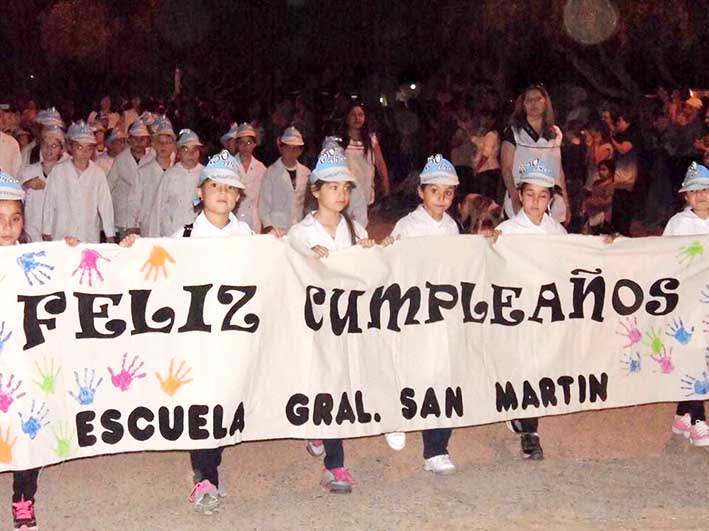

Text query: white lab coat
(663, 207), (709, 236)
(235, 155), (266, 232)
(0, 131), (22, 177)
(391, 204), (459, 239)
(106, 147), (154, 231)
(288, 211), (367, 253)
(137, 155), (174, 237)
(170, 211), (253, 238)
(156, 161), (204, 237)
(20, 154), (70, 243)
(258, 158), (310, 231)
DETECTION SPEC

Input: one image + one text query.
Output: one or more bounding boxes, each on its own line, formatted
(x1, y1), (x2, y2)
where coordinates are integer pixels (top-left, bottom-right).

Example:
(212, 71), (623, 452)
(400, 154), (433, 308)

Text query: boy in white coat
(234, 123), (266, 232)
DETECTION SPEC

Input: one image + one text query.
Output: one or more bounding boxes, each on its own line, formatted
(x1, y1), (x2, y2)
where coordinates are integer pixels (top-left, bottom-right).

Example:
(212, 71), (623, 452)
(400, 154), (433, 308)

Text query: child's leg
(12, 468), (40, 503)
(421, 428), (452, 459)
(322, 439), (344, 470)
(320, 439), (352, 493)
(509, 418), (543, 460)
(189, 448), (224, 487)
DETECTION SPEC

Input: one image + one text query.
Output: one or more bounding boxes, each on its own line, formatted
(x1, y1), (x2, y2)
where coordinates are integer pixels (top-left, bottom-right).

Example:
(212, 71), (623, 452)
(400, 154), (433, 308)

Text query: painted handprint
(700, 284), (709, 304)
(0, 373), (25, 413)
(19, 400), (49, 440)
(108, 353), (146, 392)
(666, 318), (694, 345)
(16, 251), (54, 286)
(33, 358), (61, 394)
(68, 368), (103, 405)
(0, 426), (16, 463)
(52, 422), (72, 458)
(616, 317), (642, 348)
(620, 352), (642, 375)
(681, 372), (709, 398)
(140, 246), (175, 281)
(677, 241), (704, 266)
(644, 327), (665, 355)
(0, 321), (12, 355)
(156, 359), (193, 397)
(651, 347), (674, 374)
(72, 249), (110, 287)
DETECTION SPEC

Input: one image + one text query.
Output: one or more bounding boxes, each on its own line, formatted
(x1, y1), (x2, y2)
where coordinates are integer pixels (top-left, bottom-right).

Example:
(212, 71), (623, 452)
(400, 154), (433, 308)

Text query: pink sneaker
(305, 439), (324, 457)
(671, 414), (692, 438)
(188, 480), (221, 514)
(321, 467), (354, 493)
(689, 421), (709, 447)
(12, 499), (37, 530)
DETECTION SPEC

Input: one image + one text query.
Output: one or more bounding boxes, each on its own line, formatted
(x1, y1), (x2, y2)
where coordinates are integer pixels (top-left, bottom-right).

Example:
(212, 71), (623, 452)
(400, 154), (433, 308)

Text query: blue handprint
(0, 322), (11, 355)
(681, 372), (709, 398)
(18, 400), (49, 440)
(666, 318), (694, 346)
(620, 352), (642, 375)
(68, 369), (103, 406)
(16, 251), (54, 286)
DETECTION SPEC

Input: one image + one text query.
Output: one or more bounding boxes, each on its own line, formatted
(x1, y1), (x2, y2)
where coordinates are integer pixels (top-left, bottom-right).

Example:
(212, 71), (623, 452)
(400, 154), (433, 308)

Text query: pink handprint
(0, 373), (25, 413)
(72, 248), (110, 287)
(108, 353), (146, 392)
(651, 347), (674, 374)
(616, 317), (642, 348)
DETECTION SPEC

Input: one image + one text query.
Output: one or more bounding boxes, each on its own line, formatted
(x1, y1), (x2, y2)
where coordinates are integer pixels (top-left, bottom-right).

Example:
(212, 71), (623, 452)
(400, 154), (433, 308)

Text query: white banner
(0, 234), (707, 471)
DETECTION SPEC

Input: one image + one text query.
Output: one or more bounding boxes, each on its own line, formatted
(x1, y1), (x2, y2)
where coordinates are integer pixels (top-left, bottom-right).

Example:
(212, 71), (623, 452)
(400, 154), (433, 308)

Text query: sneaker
(384, 432), (406, 451)
(188, 480), (221, 514)
(423, 454), (456, 475)
(521, 433), (544, 460)
(12, 499), (37, 531)
(671, 414), (692, 438)
(305, 439), (324, 457)
(689, 420), (709, 447)
(320, 467), (354, 494)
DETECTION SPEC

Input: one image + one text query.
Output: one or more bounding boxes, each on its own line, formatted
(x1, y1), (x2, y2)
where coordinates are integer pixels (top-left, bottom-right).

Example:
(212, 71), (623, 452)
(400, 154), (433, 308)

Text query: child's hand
(22, 177), (46, 191)
(311, 245), (329, 258)
(481, 229), (501, 243)
(64, 236), (81, 247)
(358, 238), (376, 249)
(268, 227), (286, 238)
(378, 236), (395, 247)
(119, 234), (141, 248)
(602, 233), (621, 244)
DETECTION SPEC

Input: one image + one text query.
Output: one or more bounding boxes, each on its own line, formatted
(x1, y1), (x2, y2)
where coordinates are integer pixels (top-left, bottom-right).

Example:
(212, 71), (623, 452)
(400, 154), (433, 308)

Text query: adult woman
(500, 85), (569, 223)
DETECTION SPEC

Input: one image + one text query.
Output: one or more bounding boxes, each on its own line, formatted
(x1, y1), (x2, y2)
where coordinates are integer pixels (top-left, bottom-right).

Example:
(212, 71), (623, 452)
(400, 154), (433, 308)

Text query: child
(233, 123), (266, 233)
(41, 121), (115, 243)
(387, 154), (461, 473)
(666, 162), (709, 446)
(287, 147), (379, 493)
(495, 158), (567, 460)
(582, 159), (615, 235)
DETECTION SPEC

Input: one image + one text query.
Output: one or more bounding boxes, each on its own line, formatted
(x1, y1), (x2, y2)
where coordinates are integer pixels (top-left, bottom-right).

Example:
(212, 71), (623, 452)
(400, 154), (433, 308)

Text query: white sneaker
(384, 432), (406, 451)
(423, 454), (456, 475)
(689, 420), (709, 447)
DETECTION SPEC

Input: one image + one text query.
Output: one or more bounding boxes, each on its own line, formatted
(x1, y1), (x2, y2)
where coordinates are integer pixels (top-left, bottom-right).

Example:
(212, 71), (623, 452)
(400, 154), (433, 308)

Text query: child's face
(686, 189), (709, 217)
(519, 184), (552, 223)
(154, 134), (175, 160)
(598, 165), (611, 180)
(418, 184), (455, 220)
(279, 143), (303, 166)
(108, 138), (127, 157)
(71, 141), (94, 165)
(199, 180), (239, 216)
(129, 135), (150, 156)
(313, 181), (352, 213)
(40, 137), (63, 163)
(0, 200), (24, 246)
(179, 145), (201, 169)
(237, 136), (256, 158)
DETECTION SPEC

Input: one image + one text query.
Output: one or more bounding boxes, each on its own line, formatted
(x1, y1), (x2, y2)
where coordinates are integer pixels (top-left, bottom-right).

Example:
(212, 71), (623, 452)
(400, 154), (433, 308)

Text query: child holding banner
(386, 154), (461, 474)
(666, 162), (709, 446)
(287, 147), (379, 493)
(495, 158), (567, 460)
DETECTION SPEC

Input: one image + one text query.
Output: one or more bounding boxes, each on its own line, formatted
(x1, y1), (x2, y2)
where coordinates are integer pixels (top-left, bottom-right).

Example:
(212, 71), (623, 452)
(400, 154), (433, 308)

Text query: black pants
(13, 468), (40, 503)
(677, 400), (706, 423)
(511, 418), (539, 433)
(612, 189), (634, 236)
(190, 448), (224, 487)
(323, 439), (344, 470)
(422, 428), (452, 459)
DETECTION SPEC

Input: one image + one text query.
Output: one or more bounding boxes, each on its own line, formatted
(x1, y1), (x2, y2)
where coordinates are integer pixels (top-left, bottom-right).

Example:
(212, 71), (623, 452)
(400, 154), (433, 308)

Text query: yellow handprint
(140, 245), (176, 281)
(0, 426), (16, 464)
(155, 359), (193, 397)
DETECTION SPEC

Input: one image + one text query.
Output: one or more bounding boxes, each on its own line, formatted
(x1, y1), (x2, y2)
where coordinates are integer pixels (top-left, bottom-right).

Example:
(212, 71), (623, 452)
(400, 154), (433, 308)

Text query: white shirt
(107, 148), (154, 230)
(137, 155), (173, 238)
(41, 158), (115, 242)
(20, 154), (70, 243)
(235, 155), (266, 232)
(663, 208), (709, 236)
(157, 162), (204, 237)
(258, 158), (310, 230)
(391, 204), (459, 239)
(20, 140), (37, 170)
(345, 134), (378, 205)
(496, 209), (567, 235)
(0, 131), (22, 177)
(170, 211), (253, 238)
(95, 152), (115, 175)
(287, 211), (368, 252)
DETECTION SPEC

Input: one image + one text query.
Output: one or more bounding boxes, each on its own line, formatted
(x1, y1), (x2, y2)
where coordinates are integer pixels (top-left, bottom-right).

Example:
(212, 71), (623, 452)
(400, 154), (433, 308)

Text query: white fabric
(345, 133), (377, 205)
(136, 156), (172, 238)
(287, 211), (367, 252)
(169, 211), (253, 238)
(0, 131), (22, 177)
(391, 205), (459, 239)
(20, 140), (37, 170)
(258, 158), (310, 230)
(663, 208), (709, 236)
(20, 154), (70, 243)
(235, 155), (266, 232)
(496, 209), (567, 235)
(95, 153), (115, 175)
(156, 162), (204, 237)
(41, 159), (115, 242)
(107, 148), (154, 230)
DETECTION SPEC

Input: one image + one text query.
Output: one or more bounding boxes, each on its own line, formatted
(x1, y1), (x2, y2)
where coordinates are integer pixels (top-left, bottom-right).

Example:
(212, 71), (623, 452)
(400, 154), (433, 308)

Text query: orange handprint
(140, 245), (175, 281)
(0, 425), (16, 464)
(155, 359), (193, 397)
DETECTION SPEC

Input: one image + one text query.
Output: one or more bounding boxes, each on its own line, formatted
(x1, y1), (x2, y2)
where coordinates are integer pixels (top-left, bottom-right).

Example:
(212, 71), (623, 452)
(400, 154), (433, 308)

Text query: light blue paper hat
(235, 122), (257, 139)
(321, 136), (343, 151)
(310, 147), (356, 184)
(220, 122), (239, 146)
(139, 111), (156, 127)
(518, 158), (555, 188)
(106, 128), (127, 145)
(151, 116), (176, 138)
(177, 128), (203, 148)
(128, 119), (150, 137)
(279, 126), (304, 146)
(67, 120), (97, 144)
(420, 154), (459, 186)
(42, 125), (65, 145)
(36, 107), (64, 128)
(193, 150), (245, 205)
(679, 162), (709, 193)
(0, 172), (25, 201)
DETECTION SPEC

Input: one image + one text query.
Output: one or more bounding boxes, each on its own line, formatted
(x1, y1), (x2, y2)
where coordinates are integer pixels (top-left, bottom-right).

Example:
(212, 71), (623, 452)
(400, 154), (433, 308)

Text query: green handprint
(33, 358), (61, 394)
(677, 241), (704, 266)
(644, 327), (665, 355)
(52, 422), (72, 459)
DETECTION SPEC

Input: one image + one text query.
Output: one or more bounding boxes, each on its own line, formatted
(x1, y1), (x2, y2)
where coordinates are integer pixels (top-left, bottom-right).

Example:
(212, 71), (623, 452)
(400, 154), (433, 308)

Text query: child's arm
(97, 175), (116, 243)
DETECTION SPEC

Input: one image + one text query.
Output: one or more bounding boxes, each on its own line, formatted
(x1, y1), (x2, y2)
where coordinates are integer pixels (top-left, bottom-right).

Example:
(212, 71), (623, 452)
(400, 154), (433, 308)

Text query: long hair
(339, 102), (372, 158)
(310, 179), (357, 245)
(510, 85), (557, 141)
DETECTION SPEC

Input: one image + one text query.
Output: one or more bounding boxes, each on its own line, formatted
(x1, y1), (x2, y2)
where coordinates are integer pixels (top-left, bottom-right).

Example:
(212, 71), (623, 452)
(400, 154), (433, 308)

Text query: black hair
(310, 179), (357, 245)
(598, 159), (616, 177)
(339, 101), (372, 158)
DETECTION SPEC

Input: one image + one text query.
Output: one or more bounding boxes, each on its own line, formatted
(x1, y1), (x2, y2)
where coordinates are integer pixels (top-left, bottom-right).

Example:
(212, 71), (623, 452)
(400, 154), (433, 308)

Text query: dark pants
(422, 428), (452, 459)
(511, 418), (539, 433)
(677, 400), (706, 423)
(323, 439), (344, 470)
(13, 468), (40, 503)
(612, 189), (634, 236)
(190, 448), (224, 487)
